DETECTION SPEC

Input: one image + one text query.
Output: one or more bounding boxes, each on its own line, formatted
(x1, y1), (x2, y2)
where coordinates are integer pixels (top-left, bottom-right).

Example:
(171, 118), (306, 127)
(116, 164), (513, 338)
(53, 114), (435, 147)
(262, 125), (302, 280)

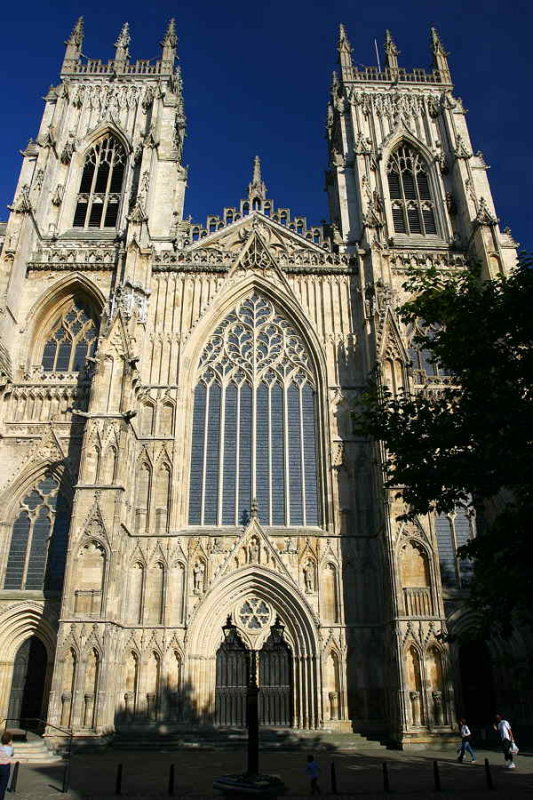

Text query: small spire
(431, 27), (451, 83)
(61, 17), (83, 74)
(161, 19), (178, 71)
(250, 497), (258, 519)
(248, 156), (267, 202)
(114, 22), (130, 65)
(337, 23), (354, 76)
(384, 30), (399, 72)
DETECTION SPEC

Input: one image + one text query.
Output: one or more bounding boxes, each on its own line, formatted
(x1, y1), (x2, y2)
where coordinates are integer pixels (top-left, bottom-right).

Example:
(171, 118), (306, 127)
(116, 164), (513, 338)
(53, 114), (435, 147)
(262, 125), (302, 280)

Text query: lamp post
(214, 615), (286, 799)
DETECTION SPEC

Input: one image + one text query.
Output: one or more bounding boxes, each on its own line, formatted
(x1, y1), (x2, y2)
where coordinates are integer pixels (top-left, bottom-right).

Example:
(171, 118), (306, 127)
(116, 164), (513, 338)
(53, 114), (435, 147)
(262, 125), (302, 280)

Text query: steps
(10, 735), (63, 764)
(111, 727), (389, 753)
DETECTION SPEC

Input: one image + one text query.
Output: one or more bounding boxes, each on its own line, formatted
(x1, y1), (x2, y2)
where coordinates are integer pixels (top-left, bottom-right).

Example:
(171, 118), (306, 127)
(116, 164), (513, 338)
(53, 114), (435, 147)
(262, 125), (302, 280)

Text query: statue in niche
(283, 537), (298, 554)
(249, 536), (259, 563)
(193, 561), (205, 593)
(303, 559), (316, 593)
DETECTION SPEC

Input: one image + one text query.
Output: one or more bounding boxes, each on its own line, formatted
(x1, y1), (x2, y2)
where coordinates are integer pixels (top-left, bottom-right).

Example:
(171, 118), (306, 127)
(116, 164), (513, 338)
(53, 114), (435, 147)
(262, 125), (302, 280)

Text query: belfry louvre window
(387, 145), (437, 236)
(42, 300), (98, 372)
(4, 476), (71, 591)
(73, 136), (126, 229)
(188, 293), (320, 527)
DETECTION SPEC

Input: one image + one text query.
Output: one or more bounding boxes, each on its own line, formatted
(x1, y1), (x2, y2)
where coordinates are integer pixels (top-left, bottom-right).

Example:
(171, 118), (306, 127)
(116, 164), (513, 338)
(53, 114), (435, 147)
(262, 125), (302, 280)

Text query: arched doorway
(7, 637), (47, 726)
(459, 639), (495, 724)
(259, 630), (292, 727)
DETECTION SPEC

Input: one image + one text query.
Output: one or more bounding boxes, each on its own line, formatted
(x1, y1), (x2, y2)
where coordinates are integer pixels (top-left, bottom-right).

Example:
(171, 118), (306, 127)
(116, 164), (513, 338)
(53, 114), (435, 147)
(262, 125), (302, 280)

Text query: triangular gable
(213, 516), (295, 584)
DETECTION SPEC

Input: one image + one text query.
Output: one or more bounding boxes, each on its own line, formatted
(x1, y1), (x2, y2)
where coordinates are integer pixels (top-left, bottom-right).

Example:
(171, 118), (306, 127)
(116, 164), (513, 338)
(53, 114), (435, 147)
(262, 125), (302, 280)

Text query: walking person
(494, 714), (516, 769)
(0, 732), (13, 800)
(457, 718), (477, 763)
(306, 754), (321, 795)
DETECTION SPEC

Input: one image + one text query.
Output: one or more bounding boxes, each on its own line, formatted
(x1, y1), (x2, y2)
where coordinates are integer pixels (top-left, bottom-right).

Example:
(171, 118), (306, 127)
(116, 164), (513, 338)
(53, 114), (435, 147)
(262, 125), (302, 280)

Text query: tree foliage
(354, 256), (533, 636)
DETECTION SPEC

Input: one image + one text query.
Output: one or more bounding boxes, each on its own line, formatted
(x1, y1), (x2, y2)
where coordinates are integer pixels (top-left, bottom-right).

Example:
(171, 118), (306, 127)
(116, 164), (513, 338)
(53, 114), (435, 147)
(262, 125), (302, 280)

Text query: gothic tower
(0, 19), (520, 748)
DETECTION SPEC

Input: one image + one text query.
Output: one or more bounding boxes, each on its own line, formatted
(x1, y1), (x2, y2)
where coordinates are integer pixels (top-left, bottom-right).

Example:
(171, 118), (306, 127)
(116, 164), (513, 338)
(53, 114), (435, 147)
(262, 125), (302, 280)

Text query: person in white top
(494, 714), (516, 769)
(0, 732), (13, 800)
(457, 718), (477, 763)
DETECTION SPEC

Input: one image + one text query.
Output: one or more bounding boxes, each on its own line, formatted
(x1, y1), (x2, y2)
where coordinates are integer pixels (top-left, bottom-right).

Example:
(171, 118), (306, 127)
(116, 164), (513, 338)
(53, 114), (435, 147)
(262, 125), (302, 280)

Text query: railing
(344, 65), (446, 84)
(1, 717), (73, 793)
(404, 586), (433, 616)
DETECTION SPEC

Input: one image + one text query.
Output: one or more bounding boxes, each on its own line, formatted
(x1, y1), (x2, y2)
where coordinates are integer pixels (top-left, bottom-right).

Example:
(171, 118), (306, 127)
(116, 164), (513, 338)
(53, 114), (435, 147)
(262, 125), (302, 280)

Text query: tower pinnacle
(384, 30), (400, 72)
(248, 156), (267, 202)
(160, 19), (178, 72)
(114, 22), (131, 66)
(337, 24), (354, 78)
(61, 17), (84, 74)
(431, 27), (451, 83)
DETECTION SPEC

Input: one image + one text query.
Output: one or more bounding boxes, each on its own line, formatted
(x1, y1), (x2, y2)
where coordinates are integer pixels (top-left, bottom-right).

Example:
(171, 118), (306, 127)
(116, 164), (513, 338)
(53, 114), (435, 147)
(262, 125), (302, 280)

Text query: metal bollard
(10, 762), (20, 793)
(484, 758), (494, 790)
(382, 761), (390, 793)
(115, 763), (123, 796)
(168, 763), (175, 796)
(433, 760), (441, 792)
(330, 761), (338, 795)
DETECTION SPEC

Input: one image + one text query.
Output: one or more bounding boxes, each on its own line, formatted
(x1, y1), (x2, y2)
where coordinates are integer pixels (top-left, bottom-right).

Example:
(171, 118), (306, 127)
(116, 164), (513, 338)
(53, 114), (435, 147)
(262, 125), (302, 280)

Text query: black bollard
(115, 763), (123, 796)
(168, 763), (175, 796)
(433, 760), (441, 792)
(10, 762), (20, 793)
(484, 758), (494, 790)
(330, 761), (338, 795)
(382, 761), (390, 793)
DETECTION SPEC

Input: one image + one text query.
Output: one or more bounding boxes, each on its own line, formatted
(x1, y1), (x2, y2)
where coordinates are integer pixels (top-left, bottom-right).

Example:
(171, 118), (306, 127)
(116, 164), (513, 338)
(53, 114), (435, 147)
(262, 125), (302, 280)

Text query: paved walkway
(8, 746), (533, 799)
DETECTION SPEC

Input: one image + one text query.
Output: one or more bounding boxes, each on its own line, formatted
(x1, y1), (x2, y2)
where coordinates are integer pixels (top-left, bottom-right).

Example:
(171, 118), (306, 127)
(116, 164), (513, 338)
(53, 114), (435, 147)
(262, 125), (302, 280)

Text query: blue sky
(1, 0), (531, 248)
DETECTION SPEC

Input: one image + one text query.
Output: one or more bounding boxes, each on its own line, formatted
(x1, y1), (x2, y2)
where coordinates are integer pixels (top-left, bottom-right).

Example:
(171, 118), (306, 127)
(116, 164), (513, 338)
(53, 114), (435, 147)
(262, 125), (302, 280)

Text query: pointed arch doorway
(214, 617), (293, 728)
(7, 636), (47, 726)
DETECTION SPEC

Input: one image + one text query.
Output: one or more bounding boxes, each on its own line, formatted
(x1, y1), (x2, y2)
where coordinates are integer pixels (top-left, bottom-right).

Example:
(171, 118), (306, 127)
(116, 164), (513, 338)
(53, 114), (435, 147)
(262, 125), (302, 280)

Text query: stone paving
(7, 745), (533, 799)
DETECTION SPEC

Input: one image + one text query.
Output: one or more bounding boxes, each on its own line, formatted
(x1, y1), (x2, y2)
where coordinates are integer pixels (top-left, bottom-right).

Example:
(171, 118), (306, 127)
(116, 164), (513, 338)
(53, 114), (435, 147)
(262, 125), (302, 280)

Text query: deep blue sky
(1, 0), (531, 248)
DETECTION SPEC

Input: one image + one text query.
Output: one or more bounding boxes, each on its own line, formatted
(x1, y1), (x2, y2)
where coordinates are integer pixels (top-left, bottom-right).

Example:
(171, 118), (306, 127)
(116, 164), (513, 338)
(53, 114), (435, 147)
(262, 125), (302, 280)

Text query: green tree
(355, 257), (533, 637)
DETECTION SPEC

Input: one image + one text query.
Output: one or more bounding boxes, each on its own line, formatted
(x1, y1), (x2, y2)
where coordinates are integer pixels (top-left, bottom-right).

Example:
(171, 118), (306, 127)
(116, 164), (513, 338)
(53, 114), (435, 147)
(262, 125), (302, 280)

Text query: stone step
(10, 739), (64, 763)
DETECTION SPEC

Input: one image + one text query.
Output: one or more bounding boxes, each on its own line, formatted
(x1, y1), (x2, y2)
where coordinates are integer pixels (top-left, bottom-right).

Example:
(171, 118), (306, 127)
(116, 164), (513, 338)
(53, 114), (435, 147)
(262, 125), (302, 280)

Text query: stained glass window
(188, 293), (321, 527)
(387, 145), (437, 236)
(435, 507), (475, 589)
(42, 300), (98, 373)
(73, 136), (126, 229)
(4, 476), (70, 591)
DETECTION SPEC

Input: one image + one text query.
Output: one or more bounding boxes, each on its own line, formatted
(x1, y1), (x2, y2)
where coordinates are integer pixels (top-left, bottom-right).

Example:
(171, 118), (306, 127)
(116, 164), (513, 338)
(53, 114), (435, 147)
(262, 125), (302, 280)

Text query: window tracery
(188, 293), (320, 527)
(4, 475), (70, 591)
(387, 145), (437, 236)
(42, 300), (98, 373)
(73, 136), (126, 229)
(407, 323), (451, 385)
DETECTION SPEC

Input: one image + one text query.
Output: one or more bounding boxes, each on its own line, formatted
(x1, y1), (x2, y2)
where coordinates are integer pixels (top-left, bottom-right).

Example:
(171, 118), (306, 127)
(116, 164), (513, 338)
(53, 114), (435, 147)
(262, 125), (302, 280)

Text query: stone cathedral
(0, 20), (522, 748)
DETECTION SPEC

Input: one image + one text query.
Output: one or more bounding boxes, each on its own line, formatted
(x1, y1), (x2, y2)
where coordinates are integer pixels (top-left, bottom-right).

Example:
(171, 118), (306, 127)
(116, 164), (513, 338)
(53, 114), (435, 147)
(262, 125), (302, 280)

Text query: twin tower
(0, 19), (519, 747)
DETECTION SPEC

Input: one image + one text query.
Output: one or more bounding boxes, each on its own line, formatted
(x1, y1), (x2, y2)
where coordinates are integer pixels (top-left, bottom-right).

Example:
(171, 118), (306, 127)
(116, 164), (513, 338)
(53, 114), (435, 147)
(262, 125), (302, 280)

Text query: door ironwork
(259, 631), (292, 727)
(215, 625), (248, 726)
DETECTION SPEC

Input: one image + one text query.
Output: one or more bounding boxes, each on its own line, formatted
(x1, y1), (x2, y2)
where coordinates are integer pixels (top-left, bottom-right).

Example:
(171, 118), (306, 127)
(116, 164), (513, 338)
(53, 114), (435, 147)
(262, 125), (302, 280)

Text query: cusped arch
(187, 566), (319, 659)
(78, 121), (133, 157)
(380, 128), (436, 168)
(0, 461), (71, 521)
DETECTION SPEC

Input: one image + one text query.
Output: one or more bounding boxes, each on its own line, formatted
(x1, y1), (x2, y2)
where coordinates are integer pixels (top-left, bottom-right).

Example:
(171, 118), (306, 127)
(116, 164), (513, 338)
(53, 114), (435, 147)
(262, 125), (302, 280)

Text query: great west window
(188, 293), (320, 527)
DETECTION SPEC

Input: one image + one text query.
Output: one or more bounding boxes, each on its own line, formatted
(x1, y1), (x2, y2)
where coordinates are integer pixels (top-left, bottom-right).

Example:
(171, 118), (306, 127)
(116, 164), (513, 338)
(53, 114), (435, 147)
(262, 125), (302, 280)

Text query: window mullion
(283, 382), (290, 525)
(235, 385), (241, 526)
(200, 384), (210, 526)
(87, 148), (100, 229)
(268, 385), (272, 526)
(20, 514), (33, 589)
(399, 169), (409, 234)
(299, 385), (306, 526)
(217, 383), (226, 526)
(101, 149), (114, 230)
(415, 168), (426, 235)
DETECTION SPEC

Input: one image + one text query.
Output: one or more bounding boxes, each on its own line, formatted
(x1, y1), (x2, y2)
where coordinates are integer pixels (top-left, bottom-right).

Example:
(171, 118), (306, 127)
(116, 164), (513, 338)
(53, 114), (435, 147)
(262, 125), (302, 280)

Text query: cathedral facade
(0, 20), (520, 747)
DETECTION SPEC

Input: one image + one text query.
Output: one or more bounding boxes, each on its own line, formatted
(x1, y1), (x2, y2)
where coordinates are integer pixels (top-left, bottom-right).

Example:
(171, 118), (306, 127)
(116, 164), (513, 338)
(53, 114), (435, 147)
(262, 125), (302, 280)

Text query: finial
(162, 18), (177, 47)
(337, 23), (353, 74)
(62, 17), (84, 74)
(430, 27), (451, 83)
(66, 17), (84, 46)
(251, 497), (258, 518)
(247, 157), (267, 202)
(384, 30), (399, 71)
(114, 22), (130, 64)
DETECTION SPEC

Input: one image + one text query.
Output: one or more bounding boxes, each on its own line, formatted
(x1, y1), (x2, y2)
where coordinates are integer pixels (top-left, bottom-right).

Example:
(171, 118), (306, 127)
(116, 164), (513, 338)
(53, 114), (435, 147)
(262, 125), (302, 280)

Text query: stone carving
(193, 561), (205, 593)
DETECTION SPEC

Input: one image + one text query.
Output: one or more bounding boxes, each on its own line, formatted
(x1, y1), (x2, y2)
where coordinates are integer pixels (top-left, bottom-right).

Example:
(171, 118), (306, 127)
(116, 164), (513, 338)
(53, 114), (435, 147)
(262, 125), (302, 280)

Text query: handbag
(510, 741), (519, 755)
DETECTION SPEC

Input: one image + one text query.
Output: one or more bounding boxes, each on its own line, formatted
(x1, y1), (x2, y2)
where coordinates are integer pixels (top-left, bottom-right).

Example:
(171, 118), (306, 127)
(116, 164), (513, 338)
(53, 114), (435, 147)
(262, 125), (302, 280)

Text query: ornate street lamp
(213, 614), (286, 799)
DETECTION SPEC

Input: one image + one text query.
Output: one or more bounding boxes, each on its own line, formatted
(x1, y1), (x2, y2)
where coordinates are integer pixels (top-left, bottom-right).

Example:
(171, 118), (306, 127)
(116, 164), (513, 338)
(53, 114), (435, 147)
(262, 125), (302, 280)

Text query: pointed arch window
(188, 293), (321, 527)
(387, 145), (437, 236)
(73, 136), (126, 229)
(407, 323), (452, 385)
(3, 475), (71, 591)
(41, 299), (98, 373)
